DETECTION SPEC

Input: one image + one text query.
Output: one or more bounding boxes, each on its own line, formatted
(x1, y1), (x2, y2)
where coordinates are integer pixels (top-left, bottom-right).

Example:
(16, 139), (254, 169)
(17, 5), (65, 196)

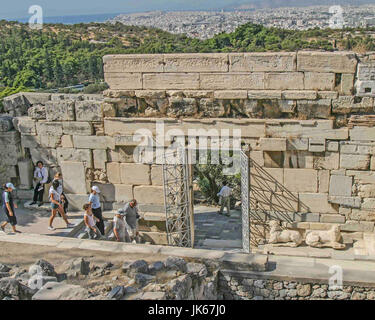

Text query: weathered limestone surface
(230, 52), (296, 72)
(297, 52), (358, 73)
(5, 51), (375, 244)
(60, 162), (87, 194)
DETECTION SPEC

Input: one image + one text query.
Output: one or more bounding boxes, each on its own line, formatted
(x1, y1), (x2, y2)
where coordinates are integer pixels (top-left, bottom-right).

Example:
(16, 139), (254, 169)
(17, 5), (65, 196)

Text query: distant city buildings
(111, 5), (375, 39)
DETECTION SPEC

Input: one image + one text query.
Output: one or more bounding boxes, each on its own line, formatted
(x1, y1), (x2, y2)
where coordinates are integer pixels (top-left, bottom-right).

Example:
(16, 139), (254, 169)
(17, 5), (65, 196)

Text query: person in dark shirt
(1, 183), (21, 233)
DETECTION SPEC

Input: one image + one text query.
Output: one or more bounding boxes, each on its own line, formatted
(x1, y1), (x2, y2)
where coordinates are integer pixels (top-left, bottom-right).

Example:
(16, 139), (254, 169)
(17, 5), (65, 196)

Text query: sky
(0, 0), (241, 20)
(1, 0), (373, 20)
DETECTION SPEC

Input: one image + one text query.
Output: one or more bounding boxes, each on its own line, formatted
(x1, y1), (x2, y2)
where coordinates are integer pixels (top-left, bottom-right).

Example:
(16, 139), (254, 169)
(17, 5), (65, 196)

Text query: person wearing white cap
(88, 186), (104, 235)
(1, 183), (20, 233)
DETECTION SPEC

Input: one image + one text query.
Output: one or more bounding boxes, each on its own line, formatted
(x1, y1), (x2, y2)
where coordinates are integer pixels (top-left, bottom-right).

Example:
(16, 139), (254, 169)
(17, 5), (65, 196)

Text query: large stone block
(340, 73), (354, 95)
(340, 221), (374, 232)
(281, 90), (317, 100)
(28, 105), (46, 120)
(0, 115), (14, 132)
(103, 54), (164, 73)
(248, 90), (282, 99)
(213, 90), (248, 99)
(36, 121), (63, 136)
(287, 138), (308, 151)
(358, 184), (375, 198)
(93, 149), (107, 169)
(56, 148), (93, 168)
(297, 52), (357, 73)
(61, 135), (73, 148)
(164, 53), (228, 72)
(143, 73), (199, 90)
(332, 96), (373, 114)
(73, 136), (115, 150)
(265, 72), (304, 90)
(350, 127), (375, 142)
(297, 100), (331, 119)
(23, 92), (51, 105)
(229, 52), (296, 72)
(350, 209), (375, 222)
(120, 163), (150, 185)
(40, 134), (61, 148)
(200, 73), (264, 90)
(328, 196), (361, 208)
(304, 72), (335, 91)
(329, 175), (353, 197)
(18, 159), (33, 189)
(299, 193), (338, 214)
(45, 101), (75, 121)
(64, 194), (89, 211)
(104, 73), (143, 90)
(340, 154), (370, 170)
(21, 134), (40, 149)
(318, 170), (330, 193)
(75, 101), (102, 122)
(151, 165), (163, 186)
(133, 186), (164, 205)
(315, 152), (340, 170)
(284, 169), (318, 192)
(259, 138), (286, 151)
(30, 148), (57, 167)
(167, 97), (198, 117)
(106, 162), (121, 184)
(60, 162), (87, 194)
(12, 117), (36, 135)
(114, 184), (133, 203)
(308, 138), (326, 153)
(62, 122), (93, 136)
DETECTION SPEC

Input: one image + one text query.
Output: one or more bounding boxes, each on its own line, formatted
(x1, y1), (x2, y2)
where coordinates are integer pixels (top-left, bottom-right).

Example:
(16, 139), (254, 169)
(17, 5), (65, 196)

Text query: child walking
(1, 183), (21, 233)
(48, 180), (73, 231)
(83, 203), (102, 240)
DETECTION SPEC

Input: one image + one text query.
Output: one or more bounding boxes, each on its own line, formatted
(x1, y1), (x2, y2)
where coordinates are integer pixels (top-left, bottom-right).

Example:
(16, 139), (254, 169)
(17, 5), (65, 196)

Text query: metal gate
(240, 149), (251, 253)
(162, 148), (193, 247)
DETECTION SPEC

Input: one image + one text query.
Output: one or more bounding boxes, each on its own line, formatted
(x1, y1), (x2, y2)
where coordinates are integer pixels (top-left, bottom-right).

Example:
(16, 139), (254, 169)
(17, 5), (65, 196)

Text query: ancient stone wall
(219, 272), (375, 300)
(1, 51), (375, 246)
(101, 52), (375, 124)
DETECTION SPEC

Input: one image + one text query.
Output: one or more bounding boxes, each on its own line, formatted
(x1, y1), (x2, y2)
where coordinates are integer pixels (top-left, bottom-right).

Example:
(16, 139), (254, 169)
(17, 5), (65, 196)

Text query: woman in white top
(48, 180), (73, 231)
(52, 173), (69, 216)
(83, 203), (101, 240)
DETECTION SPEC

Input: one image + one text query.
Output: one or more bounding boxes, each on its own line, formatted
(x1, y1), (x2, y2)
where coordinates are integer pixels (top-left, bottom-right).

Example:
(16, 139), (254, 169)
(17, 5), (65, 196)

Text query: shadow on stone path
(194, 206), (242, 250)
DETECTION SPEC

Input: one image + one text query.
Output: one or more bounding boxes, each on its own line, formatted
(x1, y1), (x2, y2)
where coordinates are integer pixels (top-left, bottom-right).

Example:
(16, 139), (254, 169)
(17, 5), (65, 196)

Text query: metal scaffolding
(162, 148), (192, 247)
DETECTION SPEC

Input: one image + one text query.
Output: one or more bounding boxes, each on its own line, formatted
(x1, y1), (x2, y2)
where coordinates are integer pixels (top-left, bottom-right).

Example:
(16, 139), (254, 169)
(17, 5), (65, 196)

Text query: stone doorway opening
(162, 147), (250, 252)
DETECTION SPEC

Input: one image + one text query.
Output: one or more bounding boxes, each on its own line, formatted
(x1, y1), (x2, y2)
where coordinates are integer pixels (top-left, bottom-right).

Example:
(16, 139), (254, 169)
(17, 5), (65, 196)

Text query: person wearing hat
(113, 209), (127, 242)
(1, 183), (20, 233)
(88, 186), (105, 235)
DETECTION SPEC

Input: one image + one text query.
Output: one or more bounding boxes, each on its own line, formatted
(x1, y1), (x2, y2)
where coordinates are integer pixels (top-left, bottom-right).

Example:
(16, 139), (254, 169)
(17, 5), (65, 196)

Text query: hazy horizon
(2, 0), (375, 21)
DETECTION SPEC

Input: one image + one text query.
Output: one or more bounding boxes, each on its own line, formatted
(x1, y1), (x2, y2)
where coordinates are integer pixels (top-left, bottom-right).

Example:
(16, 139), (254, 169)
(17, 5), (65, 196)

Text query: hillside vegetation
(1, 20), (375, 101)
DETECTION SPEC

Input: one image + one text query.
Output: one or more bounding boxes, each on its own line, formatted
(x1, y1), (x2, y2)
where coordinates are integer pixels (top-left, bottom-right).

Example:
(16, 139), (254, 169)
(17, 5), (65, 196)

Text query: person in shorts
(88, 186), (105, 235)
(122, 199), (140, 243)
(83, 203), (102, 240)
(48, 180), (73, 231)
(1, 183), (20, 233)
